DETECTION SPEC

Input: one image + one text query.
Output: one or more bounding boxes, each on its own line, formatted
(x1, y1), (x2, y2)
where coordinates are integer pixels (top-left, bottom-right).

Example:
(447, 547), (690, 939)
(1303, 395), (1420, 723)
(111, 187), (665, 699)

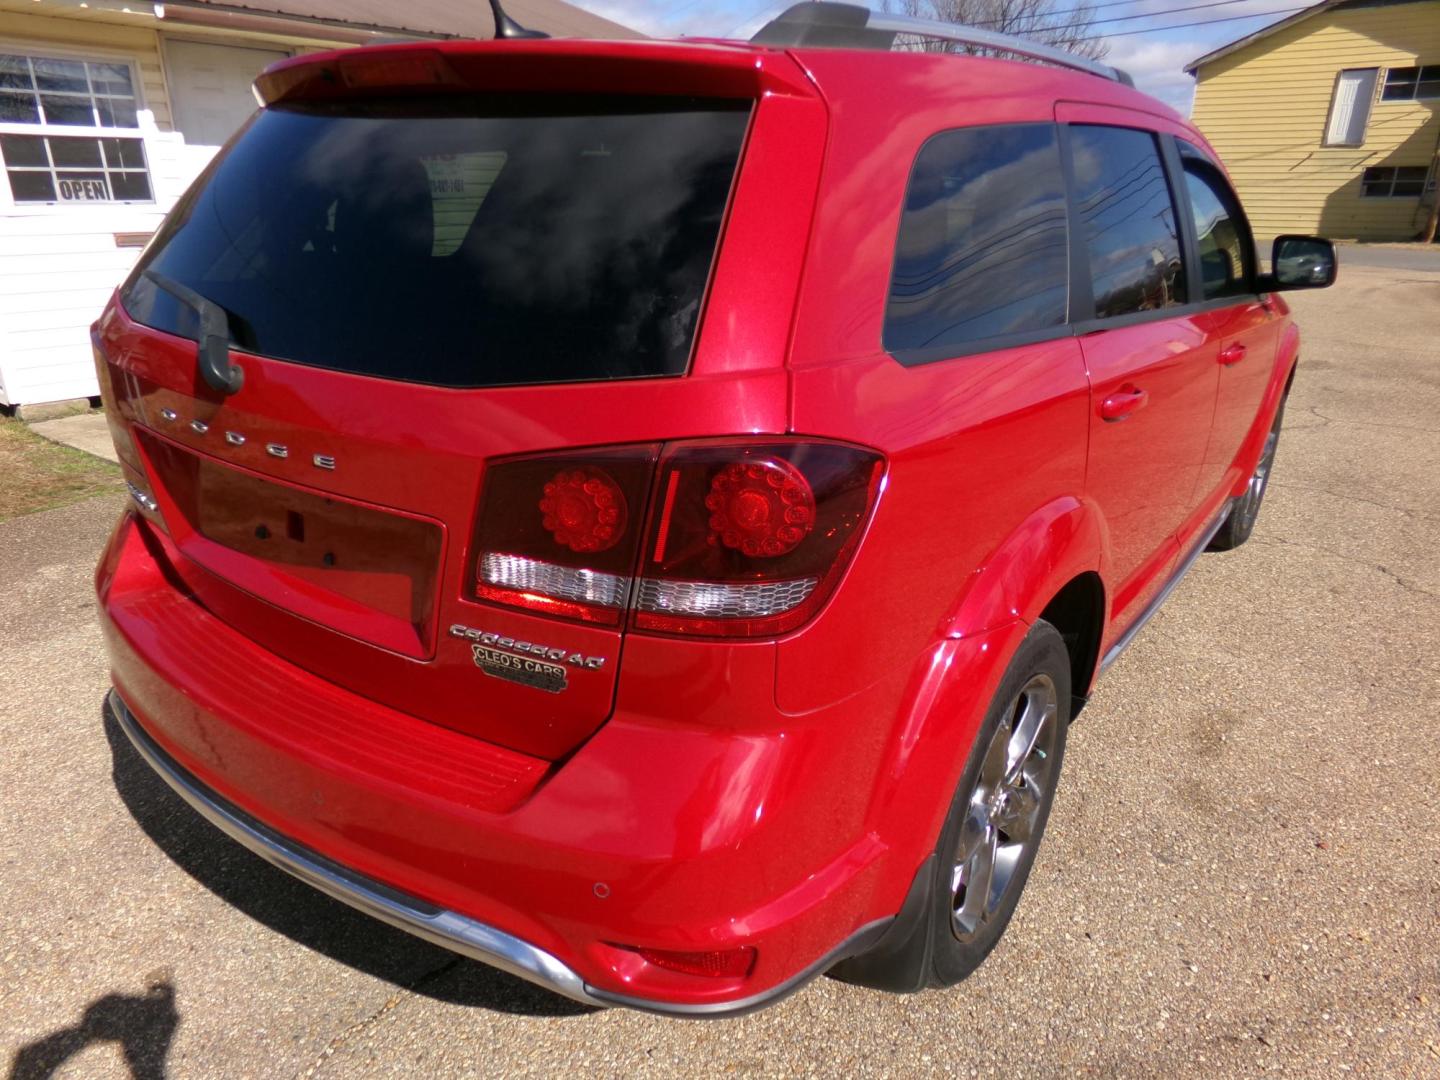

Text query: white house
(0, 0), (636, 411)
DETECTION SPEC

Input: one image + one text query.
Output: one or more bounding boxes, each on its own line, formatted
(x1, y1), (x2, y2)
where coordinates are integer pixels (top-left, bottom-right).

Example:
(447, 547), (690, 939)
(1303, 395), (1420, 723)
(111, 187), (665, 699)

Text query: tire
(1209, 399), (1284, 552)
(927, 619), (1071, 987)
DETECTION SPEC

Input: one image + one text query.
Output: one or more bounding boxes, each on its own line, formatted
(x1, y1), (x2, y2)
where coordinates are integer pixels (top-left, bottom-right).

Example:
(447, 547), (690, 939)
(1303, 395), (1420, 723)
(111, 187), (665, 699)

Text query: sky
(567, 0), (1318, 114)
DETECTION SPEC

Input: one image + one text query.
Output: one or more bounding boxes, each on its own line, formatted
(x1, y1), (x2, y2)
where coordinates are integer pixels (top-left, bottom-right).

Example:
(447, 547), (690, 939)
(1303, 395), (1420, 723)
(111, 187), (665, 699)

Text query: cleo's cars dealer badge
(449, 624), (607, 695)
(471, 644), (568, 694)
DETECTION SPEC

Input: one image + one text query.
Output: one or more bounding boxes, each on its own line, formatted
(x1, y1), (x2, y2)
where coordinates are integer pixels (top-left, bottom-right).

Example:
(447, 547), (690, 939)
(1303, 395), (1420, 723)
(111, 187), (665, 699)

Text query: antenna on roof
(488, 0), (549, 39)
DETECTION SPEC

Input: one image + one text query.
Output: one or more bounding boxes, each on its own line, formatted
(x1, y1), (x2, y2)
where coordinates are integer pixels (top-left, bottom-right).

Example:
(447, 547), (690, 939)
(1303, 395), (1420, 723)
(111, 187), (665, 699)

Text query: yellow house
(1186, 0), (1439, 244)
(0, 0), (636, 410)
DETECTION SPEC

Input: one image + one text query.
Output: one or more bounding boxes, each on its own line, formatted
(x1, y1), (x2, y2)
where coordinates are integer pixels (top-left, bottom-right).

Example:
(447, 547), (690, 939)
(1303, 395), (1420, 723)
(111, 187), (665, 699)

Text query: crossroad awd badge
(448, 624), (607, 695)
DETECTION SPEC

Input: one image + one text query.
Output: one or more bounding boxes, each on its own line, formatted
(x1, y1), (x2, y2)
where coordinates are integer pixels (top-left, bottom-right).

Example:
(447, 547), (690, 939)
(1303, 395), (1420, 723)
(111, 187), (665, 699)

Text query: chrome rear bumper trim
(106, 689), (604, 1008)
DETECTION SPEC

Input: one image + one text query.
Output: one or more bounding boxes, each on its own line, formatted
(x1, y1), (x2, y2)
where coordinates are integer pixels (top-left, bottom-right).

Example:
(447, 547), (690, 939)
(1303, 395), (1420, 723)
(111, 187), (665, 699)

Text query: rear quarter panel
(771, 53), (1107, 883)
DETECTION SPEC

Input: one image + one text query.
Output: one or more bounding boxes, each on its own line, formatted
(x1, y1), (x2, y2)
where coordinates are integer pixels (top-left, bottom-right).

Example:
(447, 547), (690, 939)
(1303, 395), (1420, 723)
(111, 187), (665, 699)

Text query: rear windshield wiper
(141, 269), (244, 395)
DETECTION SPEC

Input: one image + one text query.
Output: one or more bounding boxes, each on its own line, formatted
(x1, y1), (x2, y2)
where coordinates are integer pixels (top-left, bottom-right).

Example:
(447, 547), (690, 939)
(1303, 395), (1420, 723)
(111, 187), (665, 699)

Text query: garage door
(164, 40), (289, 149)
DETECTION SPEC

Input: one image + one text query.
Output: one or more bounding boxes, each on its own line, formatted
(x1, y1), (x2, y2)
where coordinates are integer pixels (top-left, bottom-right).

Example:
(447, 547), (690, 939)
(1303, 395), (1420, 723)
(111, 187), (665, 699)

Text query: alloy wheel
(950, 673), (1060, 943)
(1235, 427), (1279, 532)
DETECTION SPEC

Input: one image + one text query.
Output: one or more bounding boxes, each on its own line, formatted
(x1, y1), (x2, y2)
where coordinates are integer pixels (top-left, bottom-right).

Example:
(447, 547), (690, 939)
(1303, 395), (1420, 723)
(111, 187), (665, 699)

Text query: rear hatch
(96, 43), (820, 760)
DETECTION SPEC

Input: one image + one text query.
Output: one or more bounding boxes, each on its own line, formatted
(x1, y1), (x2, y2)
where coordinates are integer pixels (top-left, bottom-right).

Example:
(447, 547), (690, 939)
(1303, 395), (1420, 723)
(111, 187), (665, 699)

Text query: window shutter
(1326, 69), (1378, 146)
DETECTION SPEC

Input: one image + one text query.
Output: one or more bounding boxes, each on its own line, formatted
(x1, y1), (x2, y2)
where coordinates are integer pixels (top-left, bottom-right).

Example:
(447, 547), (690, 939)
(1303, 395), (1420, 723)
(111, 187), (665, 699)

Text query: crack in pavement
(1269, 481), (1436, 522)
(1305, 406), (1440, 436)
(1252, 535), (1440, 601)
(296, 957), (464, 1079)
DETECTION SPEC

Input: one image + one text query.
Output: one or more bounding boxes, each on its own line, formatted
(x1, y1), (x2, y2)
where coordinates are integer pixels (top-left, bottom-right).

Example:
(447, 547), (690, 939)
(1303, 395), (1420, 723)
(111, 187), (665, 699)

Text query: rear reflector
(634, 945), (756, 979)
(470, 440), (883, 638)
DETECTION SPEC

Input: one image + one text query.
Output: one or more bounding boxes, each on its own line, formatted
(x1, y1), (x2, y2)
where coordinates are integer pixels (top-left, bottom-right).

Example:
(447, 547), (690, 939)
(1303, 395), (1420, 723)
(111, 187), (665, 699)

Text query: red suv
(93, 3), (1335, 1016)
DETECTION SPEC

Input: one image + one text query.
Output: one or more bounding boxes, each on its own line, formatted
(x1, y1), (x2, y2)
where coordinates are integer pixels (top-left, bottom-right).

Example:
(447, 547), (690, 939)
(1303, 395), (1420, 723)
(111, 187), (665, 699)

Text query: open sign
(58, 177), (111, 201)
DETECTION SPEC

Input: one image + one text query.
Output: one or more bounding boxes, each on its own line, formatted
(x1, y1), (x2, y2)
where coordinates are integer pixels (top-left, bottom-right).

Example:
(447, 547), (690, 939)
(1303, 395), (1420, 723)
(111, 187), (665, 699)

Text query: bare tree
(885, 0), (1112, 62)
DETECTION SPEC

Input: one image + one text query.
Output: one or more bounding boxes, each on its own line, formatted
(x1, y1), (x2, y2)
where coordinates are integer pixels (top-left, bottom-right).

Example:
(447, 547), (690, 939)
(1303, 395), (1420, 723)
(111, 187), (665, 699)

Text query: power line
(1075, 4), (1308, 39)
(963, 0), (1295, 30)
(716, 0), (1307, 48)
(1024, 0), (1304, 35)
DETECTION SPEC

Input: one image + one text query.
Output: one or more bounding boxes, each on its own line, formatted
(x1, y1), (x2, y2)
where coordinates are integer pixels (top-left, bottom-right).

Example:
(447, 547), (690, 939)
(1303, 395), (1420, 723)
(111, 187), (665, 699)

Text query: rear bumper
(107, 688), (599, 1006)
(96, 511), (905, 1013)
(108, 689), (881, 1016)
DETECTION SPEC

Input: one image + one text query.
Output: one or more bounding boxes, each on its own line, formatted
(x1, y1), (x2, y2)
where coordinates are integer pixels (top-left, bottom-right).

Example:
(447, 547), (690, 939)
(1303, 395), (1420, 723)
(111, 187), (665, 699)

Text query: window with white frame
(1381, 65), (1440, 102)
(0, 50), (152, 205)
(1324, 68), (1379, 147)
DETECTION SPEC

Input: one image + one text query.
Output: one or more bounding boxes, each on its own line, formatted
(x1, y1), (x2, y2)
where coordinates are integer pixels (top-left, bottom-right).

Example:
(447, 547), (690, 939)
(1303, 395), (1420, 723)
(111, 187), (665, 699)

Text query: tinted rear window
(122, 97), (750, 388)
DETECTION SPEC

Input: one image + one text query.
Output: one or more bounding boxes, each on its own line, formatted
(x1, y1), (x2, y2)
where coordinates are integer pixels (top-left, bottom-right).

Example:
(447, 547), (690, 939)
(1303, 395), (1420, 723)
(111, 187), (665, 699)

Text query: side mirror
(1264, 235), (1337, 291)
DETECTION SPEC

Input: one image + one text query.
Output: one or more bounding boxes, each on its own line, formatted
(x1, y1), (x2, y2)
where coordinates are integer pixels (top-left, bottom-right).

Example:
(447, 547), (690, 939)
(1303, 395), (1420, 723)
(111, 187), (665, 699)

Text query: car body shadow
(100, 703), (597, 1019)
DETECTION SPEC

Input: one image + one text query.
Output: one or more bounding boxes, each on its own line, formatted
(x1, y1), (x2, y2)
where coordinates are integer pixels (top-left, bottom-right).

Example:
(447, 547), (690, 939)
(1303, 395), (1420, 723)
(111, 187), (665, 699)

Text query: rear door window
(1069, 125), (1186, 320)
(885, 122), (1069, 362)
(122, 97), (751, 388)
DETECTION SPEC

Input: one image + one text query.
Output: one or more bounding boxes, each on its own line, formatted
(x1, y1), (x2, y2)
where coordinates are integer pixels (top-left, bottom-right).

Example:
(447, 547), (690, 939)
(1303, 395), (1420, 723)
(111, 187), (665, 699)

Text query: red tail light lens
(472, 447), (658, 626)
(634, 945), (756, 979)
(634, 441), (883, 638)
(542, 467), (628, 553)
(470, 440), (883, 637)
(707, 458), (815, 557)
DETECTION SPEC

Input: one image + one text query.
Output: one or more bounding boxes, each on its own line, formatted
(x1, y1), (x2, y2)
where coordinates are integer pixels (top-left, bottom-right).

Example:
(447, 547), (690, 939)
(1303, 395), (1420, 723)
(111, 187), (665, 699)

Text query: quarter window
(885, 123), (1069, 360)
(1381, 65), (1440, 102)
(1360, 166), (1431, 198)
(1177, 143), (1253, 301)
(1069, 125), (1186, 320)
(0, 51), (152, 205)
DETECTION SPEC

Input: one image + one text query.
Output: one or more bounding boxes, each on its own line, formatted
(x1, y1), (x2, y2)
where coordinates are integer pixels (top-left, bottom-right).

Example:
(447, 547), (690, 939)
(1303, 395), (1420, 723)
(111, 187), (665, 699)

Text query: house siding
(1190, 0), (1440, 244)
(0, 5), (353, 406)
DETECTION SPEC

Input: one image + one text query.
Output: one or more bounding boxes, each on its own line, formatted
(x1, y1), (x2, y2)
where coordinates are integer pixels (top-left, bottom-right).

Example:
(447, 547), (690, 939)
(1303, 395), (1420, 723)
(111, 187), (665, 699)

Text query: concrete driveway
(3, 264), (1438, 1078)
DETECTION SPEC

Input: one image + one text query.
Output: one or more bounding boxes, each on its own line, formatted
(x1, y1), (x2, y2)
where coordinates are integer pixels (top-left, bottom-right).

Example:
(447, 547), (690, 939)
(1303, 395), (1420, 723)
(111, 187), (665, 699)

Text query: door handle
(1219, 343), (1248, 366)
(1100, 385), (1149, 422)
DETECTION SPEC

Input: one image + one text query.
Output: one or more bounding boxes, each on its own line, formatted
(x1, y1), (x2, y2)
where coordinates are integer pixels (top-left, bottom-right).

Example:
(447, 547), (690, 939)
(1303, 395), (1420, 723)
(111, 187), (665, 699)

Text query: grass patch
(0, 412), (124, 522)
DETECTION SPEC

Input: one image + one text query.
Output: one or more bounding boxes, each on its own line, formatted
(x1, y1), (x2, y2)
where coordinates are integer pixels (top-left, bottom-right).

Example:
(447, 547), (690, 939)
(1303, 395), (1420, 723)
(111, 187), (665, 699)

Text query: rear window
(121, 97), (751, 388)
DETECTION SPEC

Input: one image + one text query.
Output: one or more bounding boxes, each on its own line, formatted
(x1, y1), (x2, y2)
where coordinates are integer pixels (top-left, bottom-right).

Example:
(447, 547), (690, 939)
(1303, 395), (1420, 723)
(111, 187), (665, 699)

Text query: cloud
(1103, 39), (1203, 112)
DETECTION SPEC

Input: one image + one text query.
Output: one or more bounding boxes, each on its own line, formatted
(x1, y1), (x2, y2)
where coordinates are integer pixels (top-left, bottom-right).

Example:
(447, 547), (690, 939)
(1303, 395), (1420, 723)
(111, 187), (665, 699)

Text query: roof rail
(751, 2), (1134, 87)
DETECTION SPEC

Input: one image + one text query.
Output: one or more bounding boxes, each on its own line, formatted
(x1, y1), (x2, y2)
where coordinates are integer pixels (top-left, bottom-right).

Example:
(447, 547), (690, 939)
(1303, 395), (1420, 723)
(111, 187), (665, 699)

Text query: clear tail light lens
(470, 440), (883, 638)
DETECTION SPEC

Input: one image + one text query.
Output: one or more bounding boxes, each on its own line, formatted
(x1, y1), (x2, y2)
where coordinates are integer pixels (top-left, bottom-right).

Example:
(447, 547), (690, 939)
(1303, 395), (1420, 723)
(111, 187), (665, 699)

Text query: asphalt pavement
(3, 264), (1438, 1078)
(1337, 242), (1440, 273)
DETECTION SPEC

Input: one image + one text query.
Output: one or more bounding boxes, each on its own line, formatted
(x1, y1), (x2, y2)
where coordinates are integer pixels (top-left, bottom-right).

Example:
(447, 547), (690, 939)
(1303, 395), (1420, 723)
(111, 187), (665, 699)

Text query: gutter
(155, 0), (457, 44)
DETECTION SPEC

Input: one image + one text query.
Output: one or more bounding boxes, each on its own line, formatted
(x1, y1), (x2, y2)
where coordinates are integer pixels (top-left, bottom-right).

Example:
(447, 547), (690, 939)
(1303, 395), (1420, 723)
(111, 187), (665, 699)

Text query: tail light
(471, 440), (883, 639)
(472, 446), (659, 627)
(92, 330), (167, 533)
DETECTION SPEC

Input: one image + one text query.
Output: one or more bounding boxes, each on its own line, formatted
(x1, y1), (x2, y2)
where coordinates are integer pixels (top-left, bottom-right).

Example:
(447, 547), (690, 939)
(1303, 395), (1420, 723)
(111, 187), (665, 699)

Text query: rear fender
(860, 497), (1105, 886)
(864, 620), (1029, 902)
(937, 495), (1106, 640)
